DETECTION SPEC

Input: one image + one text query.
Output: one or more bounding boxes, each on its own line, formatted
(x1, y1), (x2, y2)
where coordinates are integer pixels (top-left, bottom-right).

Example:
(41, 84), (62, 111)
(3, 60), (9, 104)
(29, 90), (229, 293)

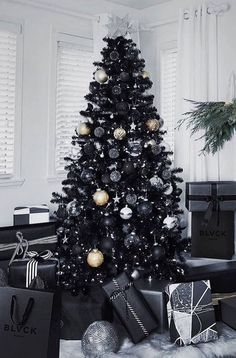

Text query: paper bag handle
(10, 295), (34, 326)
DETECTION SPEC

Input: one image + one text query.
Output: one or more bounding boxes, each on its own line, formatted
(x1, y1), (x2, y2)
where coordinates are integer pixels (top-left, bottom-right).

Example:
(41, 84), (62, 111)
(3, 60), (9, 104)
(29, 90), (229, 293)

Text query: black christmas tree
(52, 24), (186, 294)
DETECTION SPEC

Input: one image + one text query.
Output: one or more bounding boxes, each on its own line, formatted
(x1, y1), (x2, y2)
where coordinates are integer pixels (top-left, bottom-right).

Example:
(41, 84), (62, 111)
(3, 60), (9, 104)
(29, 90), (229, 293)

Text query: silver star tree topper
(106, 14), (133, 39)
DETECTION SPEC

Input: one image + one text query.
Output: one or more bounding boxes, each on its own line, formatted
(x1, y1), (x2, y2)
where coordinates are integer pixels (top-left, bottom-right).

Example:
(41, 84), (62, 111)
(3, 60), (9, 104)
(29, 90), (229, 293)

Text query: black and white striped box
(14, 205), (50, 225)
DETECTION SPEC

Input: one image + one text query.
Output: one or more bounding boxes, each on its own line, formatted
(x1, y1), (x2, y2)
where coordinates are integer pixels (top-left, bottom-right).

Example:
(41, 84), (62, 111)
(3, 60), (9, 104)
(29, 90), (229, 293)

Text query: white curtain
(175, 2), (219, 183)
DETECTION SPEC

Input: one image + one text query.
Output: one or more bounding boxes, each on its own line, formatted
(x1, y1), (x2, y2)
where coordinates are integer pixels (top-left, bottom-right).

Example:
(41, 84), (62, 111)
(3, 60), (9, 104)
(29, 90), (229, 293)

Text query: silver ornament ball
(81, 321), (119, 357)
(120, 206), (132, 220)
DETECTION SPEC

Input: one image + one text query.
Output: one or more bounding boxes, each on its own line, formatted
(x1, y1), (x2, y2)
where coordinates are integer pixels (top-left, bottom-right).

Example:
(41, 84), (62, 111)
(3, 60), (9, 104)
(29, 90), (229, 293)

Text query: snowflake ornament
(106, 15), (132, 39)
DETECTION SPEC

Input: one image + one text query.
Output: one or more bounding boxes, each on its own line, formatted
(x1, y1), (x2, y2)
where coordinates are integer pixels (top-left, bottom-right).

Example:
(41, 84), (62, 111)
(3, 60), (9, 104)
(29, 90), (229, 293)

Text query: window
(55, 36), (93, 173)
(0, 23), (19, 178)
(160, 47), (177, 153)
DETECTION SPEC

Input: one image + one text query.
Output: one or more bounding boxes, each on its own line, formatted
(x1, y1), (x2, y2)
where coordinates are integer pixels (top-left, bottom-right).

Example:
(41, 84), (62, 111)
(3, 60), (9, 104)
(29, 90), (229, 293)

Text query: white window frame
(0, 18), (24, 187)
(160, 41), (178, 158)
(47, 30), (93, 181)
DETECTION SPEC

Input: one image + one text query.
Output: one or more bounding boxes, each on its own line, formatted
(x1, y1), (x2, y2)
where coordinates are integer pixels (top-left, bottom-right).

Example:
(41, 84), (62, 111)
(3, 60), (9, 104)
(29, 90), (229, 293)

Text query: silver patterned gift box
(167, 280), (218, 346)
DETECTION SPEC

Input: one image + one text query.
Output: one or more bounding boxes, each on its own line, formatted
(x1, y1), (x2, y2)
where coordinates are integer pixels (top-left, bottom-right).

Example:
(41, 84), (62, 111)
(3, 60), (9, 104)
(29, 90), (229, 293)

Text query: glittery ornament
(83, 142), (95, 156)
(112, 85), (122, 96)
(126, 193), (137, 205)
(66, 199), (81, 217)
(110, 170), (121, 182)
(163, 215), (178, 229)
(146, 119), (159, 132)
(150, 176), (163, 189)
(114, 127), (126, 140)
(81, 321), (119, 357)
(93, 190), (109, 206)
(79, 122), (91, 136)
(124, 232), (140, 248)
(95, 69), (108, 83)
(137, 201), (153, 216)
(81, 168), (95, 183)
(120, 206), (132, 220)
(110, 50), (119, 61)
(128, 140), (142, 157)
(94, 127), (105, 138)
(87, 249), (104, 267)
(120, 71), (130, 82)
(109, 148), (119, 159)
(162, 169), (172, 180)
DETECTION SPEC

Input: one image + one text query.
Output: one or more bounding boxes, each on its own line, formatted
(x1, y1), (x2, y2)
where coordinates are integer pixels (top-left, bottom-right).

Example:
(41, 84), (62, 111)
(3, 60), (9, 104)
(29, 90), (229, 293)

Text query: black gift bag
(0, 287), (60, 358)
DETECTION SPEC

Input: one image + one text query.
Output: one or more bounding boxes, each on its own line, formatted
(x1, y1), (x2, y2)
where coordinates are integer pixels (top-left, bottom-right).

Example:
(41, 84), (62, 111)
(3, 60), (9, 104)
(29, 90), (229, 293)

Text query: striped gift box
(14, 205), (50, 225)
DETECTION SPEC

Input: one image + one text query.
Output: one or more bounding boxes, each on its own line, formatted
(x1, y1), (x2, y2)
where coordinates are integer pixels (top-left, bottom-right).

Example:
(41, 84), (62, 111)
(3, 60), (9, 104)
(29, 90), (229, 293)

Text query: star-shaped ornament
(130, 122), (136, 131)
(113, 193), (120, 204)
(106, 15), (132, 39)
(62, 235), (68, 244)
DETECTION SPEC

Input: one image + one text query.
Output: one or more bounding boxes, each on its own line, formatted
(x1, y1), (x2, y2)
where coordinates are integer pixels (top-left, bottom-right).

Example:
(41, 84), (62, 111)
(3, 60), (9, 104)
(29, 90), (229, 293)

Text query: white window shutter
(0, 30), (17, 177)
(55, 40), (94, 173)
(160, 48), (177, 153)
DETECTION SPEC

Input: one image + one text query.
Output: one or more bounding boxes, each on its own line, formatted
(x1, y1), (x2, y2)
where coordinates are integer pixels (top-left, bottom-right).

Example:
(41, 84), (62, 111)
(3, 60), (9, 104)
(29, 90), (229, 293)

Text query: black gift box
(8, 256), (59, 290)
(220, 296), (236, 330)
(186, 181), (236, 212)
(103, 272), (158, 343)
(61, 286), (112, 340)
(167, 280), (218, 346)
(191, 211), (234, 259)
(0, 222), (57, 261)
(135, 279), (168, 333)
(182, 256), (236, 293)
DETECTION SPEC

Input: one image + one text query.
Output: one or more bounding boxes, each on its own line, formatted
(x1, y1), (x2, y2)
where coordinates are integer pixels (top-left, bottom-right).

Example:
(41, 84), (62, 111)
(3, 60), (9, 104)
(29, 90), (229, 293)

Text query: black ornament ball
(137, 201), (153, 216)
(112, 85), (122, 96)
(102, 237), (114, 251)
(81, 168), (95, 183)
(94, 127), (105, 138)
(72, 245), (82, 256)
(101, 173), (111, 184)
(175, 188), (183, 196)
(110, 50), (119, 61)
(89, 82), (99, 93)
(116, 102), (129, 115)
(122, 162), (135, 174)
(83, 142), (95, 156)
(120, 71), (130, 82)
(101, 214), (116, 227)
(152, 245), (165, 261)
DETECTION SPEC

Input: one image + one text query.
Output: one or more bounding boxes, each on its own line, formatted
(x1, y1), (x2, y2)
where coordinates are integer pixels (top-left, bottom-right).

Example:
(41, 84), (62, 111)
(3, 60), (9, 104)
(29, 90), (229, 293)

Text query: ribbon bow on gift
(25, 250), (53, 288)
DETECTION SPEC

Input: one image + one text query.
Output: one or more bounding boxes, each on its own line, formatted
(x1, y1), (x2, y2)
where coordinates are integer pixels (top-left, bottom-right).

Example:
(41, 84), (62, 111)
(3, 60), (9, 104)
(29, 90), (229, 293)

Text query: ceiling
(107, 0), (171, 10)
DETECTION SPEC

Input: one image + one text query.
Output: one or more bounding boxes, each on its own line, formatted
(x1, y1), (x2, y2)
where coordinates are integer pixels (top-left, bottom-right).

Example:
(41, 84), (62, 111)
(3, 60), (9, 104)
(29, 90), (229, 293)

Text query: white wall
(0, 0), (139, 227)
(140, 0), (236, 180)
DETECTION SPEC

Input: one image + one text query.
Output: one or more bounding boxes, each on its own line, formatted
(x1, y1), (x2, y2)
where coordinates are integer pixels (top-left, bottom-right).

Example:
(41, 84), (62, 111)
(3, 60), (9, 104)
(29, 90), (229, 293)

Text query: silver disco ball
(81, 321), (119, 357)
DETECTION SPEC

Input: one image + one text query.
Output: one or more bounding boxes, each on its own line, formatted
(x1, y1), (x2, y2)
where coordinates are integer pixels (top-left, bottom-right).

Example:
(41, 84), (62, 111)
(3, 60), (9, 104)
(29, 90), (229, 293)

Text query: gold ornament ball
(79, 122), (91, 136)
(114, 127), (126, 140)
(93, 189), (109, 206)
(142, 70), (150, 79)
(146, 119), (160, 132)
(95, 69), (109, 84)
(87, 249), (104, 268)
